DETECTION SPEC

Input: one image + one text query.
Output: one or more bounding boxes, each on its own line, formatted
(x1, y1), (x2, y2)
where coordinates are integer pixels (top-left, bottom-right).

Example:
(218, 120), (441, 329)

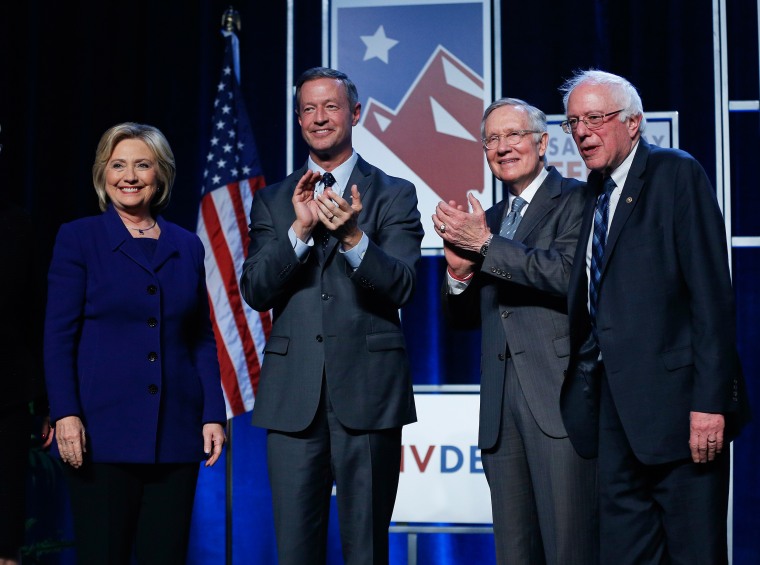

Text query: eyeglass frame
(560, 109), (625, 134)
(482, 130), (542, 150)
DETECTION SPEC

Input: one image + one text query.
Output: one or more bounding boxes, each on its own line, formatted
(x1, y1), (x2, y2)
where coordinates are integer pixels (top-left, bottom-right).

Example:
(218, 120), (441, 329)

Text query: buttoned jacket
(240, 156), (423, 432)
(560, 140), (751, 463)
(44, 204), (226, 463)
(443, 167), (587, 449)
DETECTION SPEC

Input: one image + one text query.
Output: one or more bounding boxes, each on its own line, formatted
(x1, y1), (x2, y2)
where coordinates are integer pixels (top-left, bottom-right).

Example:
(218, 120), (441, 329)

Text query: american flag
(197, 30), (270, 418)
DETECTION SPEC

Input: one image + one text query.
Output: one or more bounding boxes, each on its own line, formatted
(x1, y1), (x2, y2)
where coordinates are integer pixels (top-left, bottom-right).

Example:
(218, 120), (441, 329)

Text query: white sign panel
(392, 392), (491, 524)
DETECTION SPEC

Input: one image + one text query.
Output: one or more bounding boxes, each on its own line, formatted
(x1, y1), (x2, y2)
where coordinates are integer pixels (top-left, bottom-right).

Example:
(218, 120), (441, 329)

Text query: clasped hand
(433, 193), (491, 278)
(433, 193), (491, 252)
(291, 170), (363, 249)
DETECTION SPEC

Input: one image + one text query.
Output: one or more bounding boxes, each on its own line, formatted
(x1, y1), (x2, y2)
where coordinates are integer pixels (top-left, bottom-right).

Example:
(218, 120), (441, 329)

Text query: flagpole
(225, 418), (233, 565)
(219, 10), (242, 565)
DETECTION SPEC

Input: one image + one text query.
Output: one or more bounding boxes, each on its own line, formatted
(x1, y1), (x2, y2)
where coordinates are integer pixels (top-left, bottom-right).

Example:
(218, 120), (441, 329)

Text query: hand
(291, 170), (321, 240)
(688, 411), (725, 463)
(443, 240), (477, 279)
(318, 185), (363, 249)
(55, 415), (87, 468)
(433, 194), (491, 253)
(202, 423), (227, 467)
(41, 416), (54, 449)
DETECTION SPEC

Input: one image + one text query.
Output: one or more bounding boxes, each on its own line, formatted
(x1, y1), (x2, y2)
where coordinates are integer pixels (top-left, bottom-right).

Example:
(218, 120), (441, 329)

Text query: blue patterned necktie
(589, 176), (616, 336)
(500, 196), (527, 239)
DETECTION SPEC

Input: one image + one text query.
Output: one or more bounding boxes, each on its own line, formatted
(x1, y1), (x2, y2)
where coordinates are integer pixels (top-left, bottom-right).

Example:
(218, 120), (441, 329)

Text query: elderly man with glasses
(558, 69), (750, 565)
(433, 98), (596, 565)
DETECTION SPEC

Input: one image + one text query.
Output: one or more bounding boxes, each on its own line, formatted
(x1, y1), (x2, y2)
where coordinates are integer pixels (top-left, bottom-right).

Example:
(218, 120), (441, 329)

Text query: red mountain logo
(361, 46), (484, 205)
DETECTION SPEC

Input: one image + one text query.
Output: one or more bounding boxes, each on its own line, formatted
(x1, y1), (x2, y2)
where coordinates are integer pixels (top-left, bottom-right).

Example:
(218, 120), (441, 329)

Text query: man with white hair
(559, 69), (751, 564)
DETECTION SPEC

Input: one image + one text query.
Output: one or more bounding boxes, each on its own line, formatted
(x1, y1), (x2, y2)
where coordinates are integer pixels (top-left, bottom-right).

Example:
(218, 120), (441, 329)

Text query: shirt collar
(308, 151), (358, 196)
(508, 166), (548, 207)
(609, 141), (639, 190)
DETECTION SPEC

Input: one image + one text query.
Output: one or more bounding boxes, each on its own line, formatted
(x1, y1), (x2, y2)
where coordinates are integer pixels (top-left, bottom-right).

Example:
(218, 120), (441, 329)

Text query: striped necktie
(589, 176), (616, 336)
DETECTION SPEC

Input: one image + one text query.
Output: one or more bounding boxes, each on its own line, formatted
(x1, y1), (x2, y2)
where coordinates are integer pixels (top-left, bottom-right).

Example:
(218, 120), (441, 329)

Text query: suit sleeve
(349, 180), (424, 308)
(240, 187), (305, 312)
(43, 223), (86, 423)
(673, 157), (740, 414)
(480, 183), (587, 297)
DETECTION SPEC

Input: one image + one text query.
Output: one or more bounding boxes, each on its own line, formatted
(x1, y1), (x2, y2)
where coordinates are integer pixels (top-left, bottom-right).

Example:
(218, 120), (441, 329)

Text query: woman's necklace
(129, 220), (157, 235)
(118, 213), (158, 236)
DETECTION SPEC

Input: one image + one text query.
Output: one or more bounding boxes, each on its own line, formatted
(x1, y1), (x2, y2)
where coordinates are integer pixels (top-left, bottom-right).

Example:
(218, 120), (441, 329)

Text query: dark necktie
(589, 176), (616, 336)
(321, 172), (336, 189)
(500, 196), (527, 239)
(317, 172), (336, 249)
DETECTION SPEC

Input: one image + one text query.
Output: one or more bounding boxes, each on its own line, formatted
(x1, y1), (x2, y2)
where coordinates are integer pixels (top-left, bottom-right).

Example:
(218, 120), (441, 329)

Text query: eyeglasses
(560, 109), (625, 134)
(482, 130), (541, 150)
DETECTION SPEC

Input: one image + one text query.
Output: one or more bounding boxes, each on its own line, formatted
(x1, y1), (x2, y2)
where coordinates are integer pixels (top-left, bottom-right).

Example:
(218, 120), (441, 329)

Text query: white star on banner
(360, 25), (398, 64)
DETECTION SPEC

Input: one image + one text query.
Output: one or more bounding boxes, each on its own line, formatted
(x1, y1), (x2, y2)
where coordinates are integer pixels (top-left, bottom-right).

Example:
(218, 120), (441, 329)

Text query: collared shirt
(308, 151), (359, 199)
(447, 167), (550, 294)
(289, 150), (368, 269)
(584, 141), (640, 306)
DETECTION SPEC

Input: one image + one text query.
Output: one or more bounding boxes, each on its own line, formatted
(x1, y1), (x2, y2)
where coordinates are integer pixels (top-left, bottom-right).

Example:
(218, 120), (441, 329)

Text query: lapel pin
(626, 197), (633, 204)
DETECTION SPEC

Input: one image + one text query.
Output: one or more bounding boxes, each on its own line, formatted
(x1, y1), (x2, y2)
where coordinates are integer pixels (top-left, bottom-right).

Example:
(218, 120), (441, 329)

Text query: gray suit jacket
(444, 167), (587, 449)
(240, 156), (423, 432)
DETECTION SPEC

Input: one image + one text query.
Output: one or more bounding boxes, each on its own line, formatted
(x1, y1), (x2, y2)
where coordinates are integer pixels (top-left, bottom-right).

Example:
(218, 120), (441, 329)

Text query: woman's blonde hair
(92, 122), (176, 212)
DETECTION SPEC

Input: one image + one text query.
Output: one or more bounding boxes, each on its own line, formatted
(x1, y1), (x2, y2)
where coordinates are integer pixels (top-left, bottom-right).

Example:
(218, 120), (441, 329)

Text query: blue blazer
(44, 205), (226, 463)
(560, 140), (751, 464)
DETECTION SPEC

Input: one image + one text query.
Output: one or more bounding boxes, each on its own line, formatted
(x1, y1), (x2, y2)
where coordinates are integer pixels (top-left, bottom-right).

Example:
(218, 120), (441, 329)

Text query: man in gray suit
(433, 98), (597, 565)
(240, 67), (423, 565)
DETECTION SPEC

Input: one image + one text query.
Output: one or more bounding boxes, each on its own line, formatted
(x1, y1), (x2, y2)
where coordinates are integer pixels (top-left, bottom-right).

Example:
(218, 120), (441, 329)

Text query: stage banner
(329, 0), (494, 250)
(545, 112), (679, 180)
(392, 389), (491, 524)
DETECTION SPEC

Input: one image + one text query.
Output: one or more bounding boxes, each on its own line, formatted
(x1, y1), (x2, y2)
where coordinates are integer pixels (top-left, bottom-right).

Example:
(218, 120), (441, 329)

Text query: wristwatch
(479, 234), (494, 257)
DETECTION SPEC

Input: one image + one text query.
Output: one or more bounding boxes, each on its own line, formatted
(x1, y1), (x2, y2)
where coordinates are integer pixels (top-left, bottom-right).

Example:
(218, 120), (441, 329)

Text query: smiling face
(483, 104), (547, 194)
(297, 77), (361, 169)
(566, 82), (641, 174)
(104, 138), (159, 216)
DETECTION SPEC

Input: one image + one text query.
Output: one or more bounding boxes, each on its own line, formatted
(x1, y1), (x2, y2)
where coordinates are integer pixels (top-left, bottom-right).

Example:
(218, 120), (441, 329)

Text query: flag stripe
(207, 297), (246, 417)
(197, 29), (269, 418)
(200, 190), (262, 416)
(204, 186), (262, 379)
(208, 179), (270, 362)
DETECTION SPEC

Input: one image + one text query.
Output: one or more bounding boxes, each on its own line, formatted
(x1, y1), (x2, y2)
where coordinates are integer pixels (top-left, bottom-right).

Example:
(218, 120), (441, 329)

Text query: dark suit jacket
(44, 205), (226, 463)
(561, 140), (751, 464)
(240, 156), (423, 432)
(444, 167), (587, 449)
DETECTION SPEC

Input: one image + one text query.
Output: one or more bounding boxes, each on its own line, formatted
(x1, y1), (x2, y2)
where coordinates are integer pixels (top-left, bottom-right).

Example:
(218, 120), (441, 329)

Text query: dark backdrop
(3, 1), (757, 563)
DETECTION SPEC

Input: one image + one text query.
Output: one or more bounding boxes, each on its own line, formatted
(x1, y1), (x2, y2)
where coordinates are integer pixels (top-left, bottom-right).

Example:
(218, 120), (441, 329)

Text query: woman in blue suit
(44, 122), (227, 564)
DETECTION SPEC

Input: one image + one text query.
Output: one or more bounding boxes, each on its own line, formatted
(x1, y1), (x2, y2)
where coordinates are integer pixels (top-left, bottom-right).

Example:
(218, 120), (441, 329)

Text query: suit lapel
(488, 199), (508, 235)
(104, 206), (154, 273)
(151, 219), (180, 271)
(601, 141), (648, 275)
(568, 176), (598, 315)
(513, 168), (562, 242)
(104, 205), (178, 274)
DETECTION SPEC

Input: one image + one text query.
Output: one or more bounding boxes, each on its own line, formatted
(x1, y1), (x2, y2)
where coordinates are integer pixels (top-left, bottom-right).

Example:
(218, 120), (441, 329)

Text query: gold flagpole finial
(222, 6), (241, 32)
